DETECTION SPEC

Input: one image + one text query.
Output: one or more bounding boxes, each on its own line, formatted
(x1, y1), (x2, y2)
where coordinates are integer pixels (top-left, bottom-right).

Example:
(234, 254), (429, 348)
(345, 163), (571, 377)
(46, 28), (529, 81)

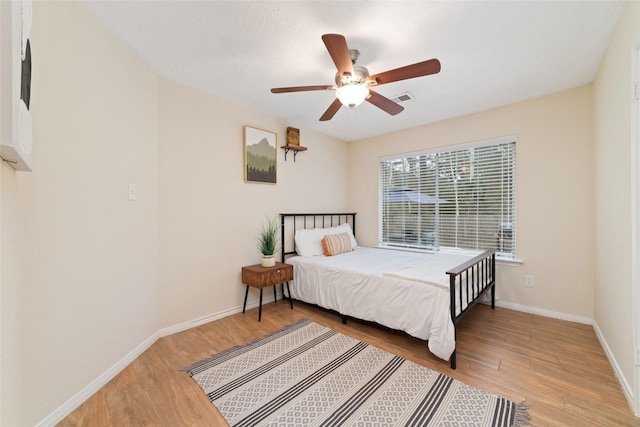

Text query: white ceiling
(81, 1), (626, 142)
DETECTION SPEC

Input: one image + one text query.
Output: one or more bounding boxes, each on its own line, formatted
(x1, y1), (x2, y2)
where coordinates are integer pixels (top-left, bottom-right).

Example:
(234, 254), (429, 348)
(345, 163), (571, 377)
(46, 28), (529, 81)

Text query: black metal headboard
(279, 213), (357, 262)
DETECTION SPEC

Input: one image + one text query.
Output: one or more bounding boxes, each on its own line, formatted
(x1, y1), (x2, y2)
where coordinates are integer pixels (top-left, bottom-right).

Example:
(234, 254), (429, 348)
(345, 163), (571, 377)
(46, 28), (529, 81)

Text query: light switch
(128, 183), (137, 201)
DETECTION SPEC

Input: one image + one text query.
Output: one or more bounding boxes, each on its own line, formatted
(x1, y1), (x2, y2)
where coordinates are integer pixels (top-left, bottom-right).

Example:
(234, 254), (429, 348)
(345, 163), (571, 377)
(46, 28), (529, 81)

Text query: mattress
(286, 247), (474, 360)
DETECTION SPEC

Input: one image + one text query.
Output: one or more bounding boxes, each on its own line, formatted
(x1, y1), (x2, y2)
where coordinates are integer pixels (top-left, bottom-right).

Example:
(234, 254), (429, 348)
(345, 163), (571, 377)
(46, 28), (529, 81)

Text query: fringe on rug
(512, 402), (531, 427)
(180, 318), (313, 373)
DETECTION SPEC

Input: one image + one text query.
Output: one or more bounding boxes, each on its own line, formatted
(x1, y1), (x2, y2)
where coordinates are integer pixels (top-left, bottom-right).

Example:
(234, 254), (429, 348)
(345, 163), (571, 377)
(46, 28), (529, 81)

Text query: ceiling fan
(271, 34), (441, 121)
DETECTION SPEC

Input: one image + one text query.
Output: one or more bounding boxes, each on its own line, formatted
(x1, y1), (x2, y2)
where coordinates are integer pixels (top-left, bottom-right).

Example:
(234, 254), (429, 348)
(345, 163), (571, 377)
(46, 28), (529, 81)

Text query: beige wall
(0, 2), (349, 424)
(157, 78), (349, 328)
(593, 0), (640, 404)
(348, 86), (595, 319)
(2, 2), (161, 425)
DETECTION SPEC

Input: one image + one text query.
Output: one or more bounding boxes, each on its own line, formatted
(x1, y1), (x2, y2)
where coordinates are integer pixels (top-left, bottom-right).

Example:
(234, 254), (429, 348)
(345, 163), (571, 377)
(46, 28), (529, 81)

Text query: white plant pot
(261, 255), (275, 267)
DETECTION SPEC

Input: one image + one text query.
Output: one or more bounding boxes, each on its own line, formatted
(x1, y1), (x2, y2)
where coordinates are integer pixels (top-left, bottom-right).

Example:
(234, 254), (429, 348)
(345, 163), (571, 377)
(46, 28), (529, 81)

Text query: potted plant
(258, 216), (279, 267)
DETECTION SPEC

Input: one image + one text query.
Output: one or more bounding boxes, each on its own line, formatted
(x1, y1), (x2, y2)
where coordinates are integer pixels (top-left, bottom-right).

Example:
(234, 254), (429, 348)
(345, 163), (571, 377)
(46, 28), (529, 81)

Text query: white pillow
(294, 223), (358, 257)
(294, 228), (325, 256)
(327, 223), (358, 248)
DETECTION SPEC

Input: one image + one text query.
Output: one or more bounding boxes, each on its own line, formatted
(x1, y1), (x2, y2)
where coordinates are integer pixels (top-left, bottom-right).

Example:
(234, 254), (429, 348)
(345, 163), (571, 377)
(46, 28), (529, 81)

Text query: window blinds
(379, 138), (516, 259)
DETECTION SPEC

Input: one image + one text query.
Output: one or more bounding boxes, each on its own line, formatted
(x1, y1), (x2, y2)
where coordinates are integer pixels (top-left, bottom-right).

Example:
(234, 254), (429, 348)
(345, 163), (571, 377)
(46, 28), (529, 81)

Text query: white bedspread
(382, 252), (475, 290)
(287, 247), (473, 361)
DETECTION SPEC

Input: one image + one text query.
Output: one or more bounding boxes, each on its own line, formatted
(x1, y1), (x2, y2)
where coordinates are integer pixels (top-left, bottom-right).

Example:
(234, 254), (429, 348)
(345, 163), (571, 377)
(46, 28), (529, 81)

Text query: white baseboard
(495, 300), (593, 325)
(158, 305), (243, 337)
(592, 320), (635, 411)
(35, 297), (271, 427)
(158, 295), (281, 337)
(498, 301), (635, 413)
(35, 332), (160, 427)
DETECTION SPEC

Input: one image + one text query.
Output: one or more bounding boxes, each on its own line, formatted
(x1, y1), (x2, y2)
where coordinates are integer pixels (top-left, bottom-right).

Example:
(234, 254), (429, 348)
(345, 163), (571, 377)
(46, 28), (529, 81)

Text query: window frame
(378, 135), (517, 260)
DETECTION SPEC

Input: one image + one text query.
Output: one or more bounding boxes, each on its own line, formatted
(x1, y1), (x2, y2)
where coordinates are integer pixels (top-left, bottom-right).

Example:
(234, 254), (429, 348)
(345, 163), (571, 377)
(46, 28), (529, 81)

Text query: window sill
(377, 245), (523, 265)
(496, 257), (523, 266)
(374, 245), (435, 254)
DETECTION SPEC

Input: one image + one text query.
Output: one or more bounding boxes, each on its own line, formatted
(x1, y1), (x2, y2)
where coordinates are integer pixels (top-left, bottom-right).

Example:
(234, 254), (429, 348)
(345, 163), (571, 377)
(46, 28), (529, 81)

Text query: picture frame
(244, 125), (277, 184)
(286, 127), (300, 146)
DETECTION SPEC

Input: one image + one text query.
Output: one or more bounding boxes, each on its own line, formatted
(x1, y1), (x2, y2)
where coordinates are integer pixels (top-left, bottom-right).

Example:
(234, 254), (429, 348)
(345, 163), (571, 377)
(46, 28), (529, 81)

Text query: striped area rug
(186, 319), (529, 427)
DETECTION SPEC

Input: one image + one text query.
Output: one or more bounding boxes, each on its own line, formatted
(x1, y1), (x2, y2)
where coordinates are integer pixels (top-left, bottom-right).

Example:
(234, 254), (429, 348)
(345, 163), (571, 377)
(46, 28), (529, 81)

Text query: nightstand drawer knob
(276, 269), (280, 273)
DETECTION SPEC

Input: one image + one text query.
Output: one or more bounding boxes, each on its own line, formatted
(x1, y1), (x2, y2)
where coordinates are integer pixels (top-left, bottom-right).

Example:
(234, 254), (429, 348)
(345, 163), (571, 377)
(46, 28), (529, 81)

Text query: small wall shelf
(281, 145), (307, 162)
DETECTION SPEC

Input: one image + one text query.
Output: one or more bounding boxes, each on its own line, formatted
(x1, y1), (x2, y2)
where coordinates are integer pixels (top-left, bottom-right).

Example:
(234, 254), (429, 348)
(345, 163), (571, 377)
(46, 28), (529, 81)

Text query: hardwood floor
(57, 301), (640, 426)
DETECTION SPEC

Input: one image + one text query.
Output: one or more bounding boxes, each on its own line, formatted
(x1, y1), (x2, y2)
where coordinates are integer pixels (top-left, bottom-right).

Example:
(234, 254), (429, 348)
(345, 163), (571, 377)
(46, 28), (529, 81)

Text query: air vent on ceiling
(390, 92), (416, 103)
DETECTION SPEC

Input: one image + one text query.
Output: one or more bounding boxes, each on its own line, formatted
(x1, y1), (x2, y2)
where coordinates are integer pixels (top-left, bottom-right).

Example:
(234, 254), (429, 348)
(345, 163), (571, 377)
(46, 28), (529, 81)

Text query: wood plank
(56, 388), (112, 427)
(57, 303), (639, 426)
(101, 366), (162, 426)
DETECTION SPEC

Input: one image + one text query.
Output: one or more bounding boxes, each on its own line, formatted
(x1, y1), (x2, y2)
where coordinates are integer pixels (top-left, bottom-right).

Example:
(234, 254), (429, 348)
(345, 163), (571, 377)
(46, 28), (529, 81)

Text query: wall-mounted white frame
(0, 0), (33, 171)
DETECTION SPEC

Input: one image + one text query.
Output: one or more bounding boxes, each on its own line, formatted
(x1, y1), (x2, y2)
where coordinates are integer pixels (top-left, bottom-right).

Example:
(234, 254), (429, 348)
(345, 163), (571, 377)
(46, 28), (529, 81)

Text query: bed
(279, 213), (496, 369)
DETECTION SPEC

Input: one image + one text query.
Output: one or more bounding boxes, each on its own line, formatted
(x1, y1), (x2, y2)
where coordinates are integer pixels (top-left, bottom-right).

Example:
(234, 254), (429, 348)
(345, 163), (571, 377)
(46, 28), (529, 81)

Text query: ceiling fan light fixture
(336, 84), (369, 108)
(270, 34), (441, 121)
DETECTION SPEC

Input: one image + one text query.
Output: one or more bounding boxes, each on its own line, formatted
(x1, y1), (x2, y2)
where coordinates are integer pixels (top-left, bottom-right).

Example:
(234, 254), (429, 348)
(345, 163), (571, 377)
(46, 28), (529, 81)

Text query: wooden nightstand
(241, 262), (293, 321)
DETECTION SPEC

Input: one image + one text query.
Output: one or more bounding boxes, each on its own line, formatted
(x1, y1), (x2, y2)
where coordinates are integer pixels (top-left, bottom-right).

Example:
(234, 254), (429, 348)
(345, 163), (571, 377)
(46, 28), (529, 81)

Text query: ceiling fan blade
(366, 90), (404, 115)
(367, 58), (441, 86)
(319, 98), (343, 121)
(322, 34), (354, 77)
(271, 85), (334, 93)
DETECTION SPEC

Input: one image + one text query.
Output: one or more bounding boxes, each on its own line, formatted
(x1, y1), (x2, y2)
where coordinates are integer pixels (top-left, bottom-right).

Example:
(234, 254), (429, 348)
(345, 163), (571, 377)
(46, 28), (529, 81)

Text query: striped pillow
(321, 232), (353, 256)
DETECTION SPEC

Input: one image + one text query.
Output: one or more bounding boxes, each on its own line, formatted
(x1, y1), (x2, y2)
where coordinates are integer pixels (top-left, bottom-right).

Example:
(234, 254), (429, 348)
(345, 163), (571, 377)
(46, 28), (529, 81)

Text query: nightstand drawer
(268, 265), (293, 284)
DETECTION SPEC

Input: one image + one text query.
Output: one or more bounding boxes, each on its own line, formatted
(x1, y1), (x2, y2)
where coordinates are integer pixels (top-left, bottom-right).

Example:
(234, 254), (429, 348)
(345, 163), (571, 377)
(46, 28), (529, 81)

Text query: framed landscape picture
(244, 126), (277, 184)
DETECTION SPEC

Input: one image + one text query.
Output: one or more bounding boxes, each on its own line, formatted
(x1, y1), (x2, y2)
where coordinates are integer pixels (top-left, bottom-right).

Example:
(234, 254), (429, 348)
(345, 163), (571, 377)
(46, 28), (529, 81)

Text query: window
(379, 137), (516, 259)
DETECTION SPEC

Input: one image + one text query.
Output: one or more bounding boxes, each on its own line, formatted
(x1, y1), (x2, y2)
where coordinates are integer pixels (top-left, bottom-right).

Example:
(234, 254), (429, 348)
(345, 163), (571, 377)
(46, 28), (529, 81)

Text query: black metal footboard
(446, 249), (496, 369)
